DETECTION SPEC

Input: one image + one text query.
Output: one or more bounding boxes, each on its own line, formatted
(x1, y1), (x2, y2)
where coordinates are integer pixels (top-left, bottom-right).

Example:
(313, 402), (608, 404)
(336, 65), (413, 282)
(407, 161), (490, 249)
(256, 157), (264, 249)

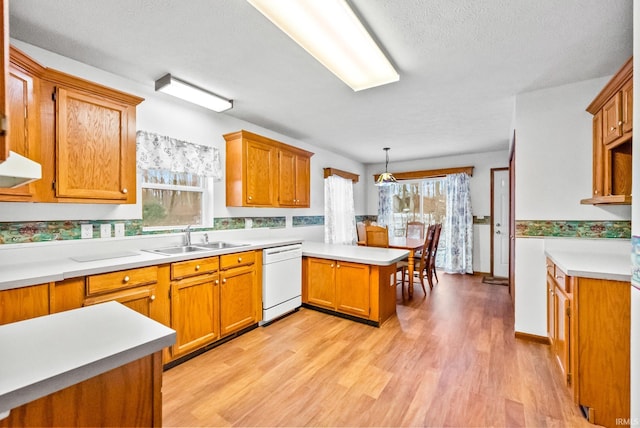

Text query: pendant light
(375, 147), (397, 186)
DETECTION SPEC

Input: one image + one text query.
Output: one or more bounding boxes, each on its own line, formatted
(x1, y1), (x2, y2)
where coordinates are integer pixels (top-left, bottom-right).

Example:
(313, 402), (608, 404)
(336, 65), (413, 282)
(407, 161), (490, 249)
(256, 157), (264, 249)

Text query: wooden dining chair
(405, 221), (425, 240)
(397, 224), (436, 298)
(356, 222), (367, 246)
(429, 223), (443, 285)
(365, 225), (389, 248)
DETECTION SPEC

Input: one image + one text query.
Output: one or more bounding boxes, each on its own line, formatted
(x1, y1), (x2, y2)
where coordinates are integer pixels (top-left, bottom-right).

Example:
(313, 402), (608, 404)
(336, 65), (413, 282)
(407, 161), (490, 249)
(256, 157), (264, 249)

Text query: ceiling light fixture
(375, 147), (397, 186)
(155, 73), (233, 112)
(247, 0), (399, 91)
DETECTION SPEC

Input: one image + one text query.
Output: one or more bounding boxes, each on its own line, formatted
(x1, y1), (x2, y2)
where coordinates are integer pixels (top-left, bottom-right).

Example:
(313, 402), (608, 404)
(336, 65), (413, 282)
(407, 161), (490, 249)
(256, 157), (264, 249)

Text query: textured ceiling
(8, 0), (633, 163)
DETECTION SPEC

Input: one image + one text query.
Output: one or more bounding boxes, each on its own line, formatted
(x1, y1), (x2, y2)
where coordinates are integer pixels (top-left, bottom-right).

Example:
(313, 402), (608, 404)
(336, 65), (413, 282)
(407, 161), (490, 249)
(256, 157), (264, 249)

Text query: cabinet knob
(337, 264), (340, 268)
(215, 279), (219, 285)
(610, 126), (616, 131)
(222, 278), (227, 284)
(594, 189), (598, 194)
(237, 257), (242, 263)
(122, 188), (128, 194)
(618, 121), (623, 126)
(195, 264), (200, 271)
(248, 196), (253, 201)
(330, 263), (334, 268)
(123, 275), (130, 283)
(150, 294), (156, 301)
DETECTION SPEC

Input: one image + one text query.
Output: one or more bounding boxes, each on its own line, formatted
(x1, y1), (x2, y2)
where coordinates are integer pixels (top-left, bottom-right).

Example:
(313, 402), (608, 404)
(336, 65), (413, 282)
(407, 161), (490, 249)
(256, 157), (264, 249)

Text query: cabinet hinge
(567, 373), (572, 385)
(566, 306), (571, 317)
(168, 288), (171, 299)
(52, 90), (56, 102)
(52, 180), (56, 191)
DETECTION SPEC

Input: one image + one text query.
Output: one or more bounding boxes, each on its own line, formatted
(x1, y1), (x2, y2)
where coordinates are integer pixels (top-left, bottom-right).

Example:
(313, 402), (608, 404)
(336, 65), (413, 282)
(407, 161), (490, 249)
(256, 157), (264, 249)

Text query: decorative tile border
(0, 220), (143, 244)
(515, 220), (631, 239)
(473, 216), (491, 225)
(292, 216), (324, 227)
(248, 217), (286, 229)
(213, 217), (245, 230)
(356, 215), (378, 224)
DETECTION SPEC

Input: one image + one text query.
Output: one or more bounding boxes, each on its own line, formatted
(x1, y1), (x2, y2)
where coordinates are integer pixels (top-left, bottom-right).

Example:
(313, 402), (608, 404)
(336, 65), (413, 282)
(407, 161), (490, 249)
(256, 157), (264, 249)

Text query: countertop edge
(545, 250), (632, 282)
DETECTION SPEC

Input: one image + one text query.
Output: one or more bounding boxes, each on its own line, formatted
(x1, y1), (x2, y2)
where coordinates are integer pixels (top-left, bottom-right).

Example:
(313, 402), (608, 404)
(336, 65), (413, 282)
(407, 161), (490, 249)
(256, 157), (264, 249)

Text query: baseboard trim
(514, 331), (550, 345)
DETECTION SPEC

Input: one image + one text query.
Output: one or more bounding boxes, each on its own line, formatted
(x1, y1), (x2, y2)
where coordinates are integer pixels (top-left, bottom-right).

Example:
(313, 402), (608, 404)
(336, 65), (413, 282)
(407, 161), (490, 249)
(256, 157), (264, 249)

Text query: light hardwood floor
(162, 272), (591, 427)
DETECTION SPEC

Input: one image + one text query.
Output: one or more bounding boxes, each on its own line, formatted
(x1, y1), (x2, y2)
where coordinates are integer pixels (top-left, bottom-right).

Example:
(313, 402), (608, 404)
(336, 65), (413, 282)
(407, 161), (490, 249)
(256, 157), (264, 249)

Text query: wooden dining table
(388, 236), (425, 298)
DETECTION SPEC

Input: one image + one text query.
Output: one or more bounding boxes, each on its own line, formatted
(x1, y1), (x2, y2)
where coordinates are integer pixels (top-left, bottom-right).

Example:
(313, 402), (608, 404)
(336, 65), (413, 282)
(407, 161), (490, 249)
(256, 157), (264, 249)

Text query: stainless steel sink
(197, 242), (248, 250)
(145, 242), (248, 255)
(146, 245), (209, 255)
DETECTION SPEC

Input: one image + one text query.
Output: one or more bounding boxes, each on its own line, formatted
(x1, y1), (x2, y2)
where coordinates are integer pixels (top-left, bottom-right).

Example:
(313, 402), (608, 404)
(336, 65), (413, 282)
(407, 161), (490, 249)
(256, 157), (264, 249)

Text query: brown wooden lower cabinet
(0, 283), (49, 325)
(0, 352), (163, 428)
(302, 256), (397, 326)
(546, 258), (630, 428)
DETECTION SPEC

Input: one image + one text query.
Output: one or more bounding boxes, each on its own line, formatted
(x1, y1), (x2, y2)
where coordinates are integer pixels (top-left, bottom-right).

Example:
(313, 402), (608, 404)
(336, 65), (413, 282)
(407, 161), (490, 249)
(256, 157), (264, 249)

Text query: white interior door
(493, 169), (510, 278)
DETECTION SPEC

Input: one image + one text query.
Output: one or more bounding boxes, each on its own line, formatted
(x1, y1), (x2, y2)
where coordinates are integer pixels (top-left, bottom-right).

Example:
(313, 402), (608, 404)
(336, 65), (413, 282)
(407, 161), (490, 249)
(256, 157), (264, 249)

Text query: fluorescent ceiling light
(248, 0), (399, 91)
(155, 74), (233, 112)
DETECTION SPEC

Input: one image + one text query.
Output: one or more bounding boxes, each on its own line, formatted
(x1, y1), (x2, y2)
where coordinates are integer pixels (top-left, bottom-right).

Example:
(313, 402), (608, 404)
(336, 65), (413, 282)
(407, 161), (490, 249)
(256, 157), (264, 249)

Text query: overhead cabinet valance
(224, 130), (314, 208)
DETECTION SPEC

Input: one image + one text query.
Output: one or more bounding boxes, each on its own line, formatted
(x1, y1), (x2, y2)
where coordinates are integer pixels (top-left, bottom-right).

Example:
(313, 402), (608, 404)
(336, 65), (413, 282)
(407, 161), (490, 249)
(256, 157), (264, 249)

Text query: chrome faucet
(184, 225), (192, 246)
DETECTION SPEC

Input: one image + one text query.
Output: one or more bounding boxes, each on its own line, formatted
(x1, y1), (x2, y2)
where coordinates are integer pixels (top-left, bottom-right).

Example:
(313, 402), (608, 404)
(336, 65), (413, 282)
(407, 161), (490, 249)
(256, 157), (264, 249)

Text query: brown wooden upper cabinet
(224, 130), (313, 208)
(581, 57), (632, 205)
(0, 0), (8, 162)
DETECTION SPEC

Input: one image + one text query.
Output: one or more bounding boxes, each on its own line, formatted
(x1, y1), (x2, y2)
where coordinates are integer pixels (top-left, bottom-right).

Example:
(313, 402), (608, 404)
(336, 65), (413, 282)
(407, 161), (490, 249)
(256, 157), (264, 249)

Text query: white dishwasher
(260, 244), (303, 325)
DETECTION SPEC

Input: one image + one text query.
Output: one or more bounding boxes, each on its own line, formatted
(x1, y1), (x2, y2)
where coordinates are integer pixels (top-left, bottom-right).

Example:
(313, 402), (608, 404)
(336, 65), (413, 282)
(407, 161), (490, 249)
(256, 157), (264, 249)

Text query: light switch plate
(81, 224), (93, 239)
(100, 224), (112, 238)
(114, 223), (125, 238)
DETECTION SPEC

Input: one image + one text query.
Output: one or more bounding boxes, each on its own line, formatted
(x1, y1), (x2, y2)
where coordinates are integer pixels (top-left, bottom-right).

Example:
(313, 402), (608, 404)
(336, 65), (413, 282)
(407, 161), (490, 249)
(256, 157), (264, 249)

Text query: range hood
(0, 151), (42, 188)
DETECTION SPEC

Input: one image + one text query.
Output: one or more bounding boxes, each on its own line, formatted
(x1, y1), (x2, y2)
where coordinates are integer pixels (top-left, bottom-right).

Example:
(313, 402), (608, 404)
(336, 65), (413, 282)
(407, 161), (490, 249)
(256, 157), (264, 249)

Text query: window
(136, 130), (221, 231)
(141, 169), (213, 230)
(384, 178), (446, 237)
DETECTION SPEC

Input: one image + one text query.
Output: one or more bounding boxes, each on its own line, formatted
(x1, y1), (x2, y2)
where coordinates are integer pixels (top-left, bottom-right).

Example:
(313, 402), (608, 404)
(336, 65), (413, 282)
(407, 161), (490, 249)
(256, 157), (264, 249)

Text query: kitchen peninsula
(0, 302), (176, 427)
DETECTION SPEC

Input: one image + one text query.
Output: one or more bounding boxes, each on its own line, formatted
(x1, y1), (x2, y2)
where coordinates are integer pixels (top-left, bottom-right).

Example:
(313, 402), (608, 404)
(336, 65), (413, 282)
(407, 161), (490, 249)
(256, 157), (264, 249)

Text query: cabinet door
(306, 258), (336, 309)
(547, 274), (556, 345)
(84, 285), (158, 319)
(554, 285), (570, 385)
(220, 265), (257, 336)
(335, 261), (370, 318)
(622, 79), (632, 134)
(591, 111), (604, 197)
(0, 64), (37, 199)
(278, 149), (296, 206)
(294, 154), (310, 207)
(55, 86), (131, 201)
(170, 275), (219, 357)
(0, 283), (49, 325)
(0, 0), (7, 162)
(245, 139), (276, 206)
(602, 93), (623, 145)
(50, 277), (85, 314)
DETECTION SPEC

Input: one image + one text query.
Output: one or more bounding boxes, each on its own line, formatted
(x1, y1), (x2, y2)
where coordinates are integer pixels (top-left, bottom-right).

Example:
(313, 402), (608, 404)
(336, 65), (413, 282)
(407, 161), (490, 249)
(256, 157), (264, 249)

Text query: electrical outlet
(81, 224), (93, 239)
(100, 224), (112, 238)
(114, 223), (125, 238)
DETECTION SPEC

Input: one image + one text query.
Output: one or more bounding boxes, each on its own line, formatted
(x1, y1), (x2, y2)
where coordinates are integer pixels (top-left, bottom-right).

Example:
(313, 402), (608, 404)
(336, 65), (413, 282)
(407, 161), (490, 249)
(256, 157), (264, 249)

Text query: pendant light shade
(375, 147), (397, 186)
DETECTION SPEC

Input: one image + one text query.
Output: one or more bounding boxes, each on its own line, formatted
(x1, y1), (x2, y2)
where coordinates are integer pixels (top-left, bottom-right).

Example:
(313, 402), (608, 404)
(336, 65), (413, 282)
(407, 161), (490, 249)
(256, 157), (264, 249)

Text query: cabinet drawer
(171, 257), (219, 280)
(87, 266), (158, 295)
(220, 251), (255, 269)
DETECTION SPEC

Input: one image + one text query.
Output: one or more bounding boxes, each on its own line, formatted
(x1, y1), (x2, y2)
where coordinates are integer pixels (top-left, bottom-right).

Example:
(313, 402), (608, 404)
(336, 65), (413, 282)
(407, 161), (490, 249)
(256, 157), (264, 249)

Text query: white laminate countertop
(302, 242), (409, 265)
(0, 301), (176, 415)
(545, 249), (631, 282)
(0, 238), (303, 291)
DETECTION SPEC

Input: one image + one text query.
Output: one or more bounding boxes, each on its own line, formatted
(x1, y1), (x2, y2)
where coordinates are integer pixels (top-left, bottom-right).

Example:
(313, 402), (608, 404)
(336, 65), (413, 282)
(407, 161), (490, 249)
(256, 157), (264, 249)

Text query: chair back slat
(406, 221), (425, 240)
(365, 225), (389, 248)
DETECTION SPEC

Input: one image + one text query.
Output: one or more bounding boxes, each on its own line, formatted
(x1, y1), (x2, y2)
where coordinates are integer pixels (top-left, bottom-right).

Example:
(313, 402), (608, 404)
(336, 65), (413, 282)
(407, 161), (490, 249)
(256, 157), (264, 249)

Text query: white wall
(514, 77), (632, 335)
(630, 2), (639, 422)
(364, 150), (510, 273)
(0, 40), (366, 244)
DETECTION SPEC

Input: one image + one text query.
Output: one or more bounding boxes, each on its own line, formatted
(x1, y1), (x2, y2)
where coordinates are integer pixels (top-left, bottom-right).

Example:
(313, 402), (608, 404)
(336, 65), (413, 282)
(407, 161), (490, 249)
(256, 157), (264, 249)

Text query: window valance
(136, 130), (222, 180)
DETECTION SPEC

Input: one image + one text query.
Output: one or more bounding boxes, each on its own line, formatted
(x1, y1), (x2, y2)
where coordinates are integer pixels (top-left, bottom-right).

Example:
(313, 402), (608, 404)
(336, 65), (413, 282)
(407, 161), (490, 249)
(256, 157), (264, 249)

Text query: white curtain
(136, 130), (222, 179)
(324, 175), (356, 245)
(442, 173), (473, 274)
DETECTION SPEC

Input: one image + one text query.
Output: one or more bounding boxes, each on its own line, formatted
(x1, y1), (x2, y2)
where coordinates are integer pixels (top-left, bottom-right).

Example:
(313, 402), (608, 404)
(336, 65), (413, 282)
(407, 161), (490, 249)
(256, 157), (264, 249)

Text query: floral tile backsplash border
(516, 220), (631, 239)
